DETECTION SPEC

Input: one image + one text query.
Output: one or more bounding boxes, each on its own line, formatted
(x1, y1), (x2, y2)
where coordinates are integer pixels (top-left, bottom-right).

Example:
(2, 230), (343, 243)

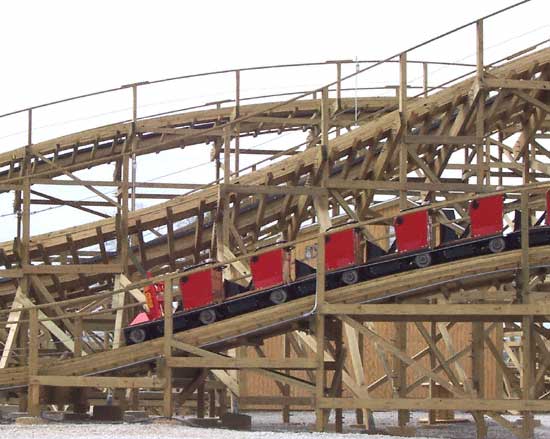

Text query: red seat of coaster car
(250, 247), (291, 290)
(325, 227), (362, 271)
(394, 210), (429, 253)
(179, 265), (224, 311)
(469, 195), (503, 238)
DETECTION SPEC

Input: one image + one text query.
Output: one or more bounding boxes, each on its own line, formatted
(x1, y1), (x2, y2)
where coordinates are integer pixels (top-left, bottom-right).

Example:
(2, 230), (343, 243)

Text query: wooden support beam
(315, 233), (327, 432)
(30, 275), (78, 341)
(163, 277), (174, 418)
(27, 308), (40, 417)
(344, 322), (375, 430)
(339, 315), (469, 399)
(30, 148), (121, 209)
(170, 339), (240, 396)
(166, 357), (317, 369)
(166, 207), (176, 271)
(327, 178), (497, 193)
(22, 264), (123, 275)
(222, 183), (326, 197)
(322, 303), (550, 319)
(318, 398), (550, 411)
(403, 135), (479, 145)
(30, 375), (164, 388)
(111, 275), (125, 350)
(483, 78), (550, 91)
(399, 52), (408, 211)
(118, 274), (146, 307)
(0, 287), (24, 368)
(19, 293), (81, 355)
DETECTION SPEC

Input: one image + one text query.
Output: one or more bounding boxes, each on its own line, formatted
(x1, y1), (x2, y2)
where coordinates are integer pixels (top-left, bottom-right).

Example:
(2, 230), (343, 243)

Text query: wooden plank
(163, 277), (174, 417)
(32, 178), (205, 189)
(30, 375), (164, 389)
(240, 396), (313, 406)
(484, 77), (550, 91)
(118, 274), (146, 307)
(171, 339), (240, 396)
(322, 303), (550, 318)
(0, 269), (23, 278)
(22, 264), (123, 275)
(166, 357), (317, 369)
(403, 135), (479, 145)
(0, 288), (24, 368)
(166, 207), (176, 271)
(30, 275), (77, 339)
(327, 178), (496, 193)
(111, 275), (125, 350)
(222, 183), (326, 197)
(513, 89), (550, 114)
(318, 397), (550, 411)
(17, 293), (81, 355)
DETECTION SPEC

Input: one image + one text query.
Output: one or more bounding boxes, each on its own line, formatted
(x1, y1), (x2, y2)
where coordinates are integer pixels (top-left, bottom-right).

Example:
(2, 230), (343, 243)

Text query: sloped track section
(0, 246), (548, 388)
(0, 47), (548, 301)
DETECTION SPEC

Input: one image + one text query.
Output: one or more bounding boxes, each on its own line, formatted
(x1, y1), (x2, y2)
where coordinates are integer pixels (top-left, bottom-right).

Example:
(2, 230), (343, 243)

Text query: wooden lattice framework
(0, 3), (549, 438)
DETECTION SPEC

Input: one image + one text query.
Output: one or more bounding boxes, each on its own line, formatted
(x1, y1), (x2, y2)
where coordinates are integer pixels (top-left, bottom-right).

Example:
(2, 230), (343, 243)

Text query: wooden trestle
(0, 4), (550, 438)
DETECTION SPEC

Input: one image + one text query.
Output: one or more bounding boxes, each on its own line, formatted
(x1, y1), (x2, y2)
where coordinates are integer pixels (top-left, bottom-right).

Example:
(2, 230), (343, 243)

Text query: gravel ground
(0, 411), (548, 439)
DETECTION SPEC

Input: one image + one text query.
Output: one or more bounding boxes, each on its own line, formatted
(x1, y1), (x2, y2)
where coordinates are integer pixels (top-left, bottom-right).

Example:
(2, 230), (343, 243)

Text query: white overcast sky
(0, 0), (547, 241)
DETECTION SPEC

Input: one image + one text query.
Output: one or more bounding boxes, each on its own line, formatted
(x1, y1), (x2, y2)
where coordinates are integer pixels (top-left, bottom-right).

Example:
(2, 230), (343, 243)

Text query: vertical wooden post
(197, 383), (205, 419)
(428, 319), (437, 424)
(321, 87), (329, 161)
(355, 330), (365, 426)
(112, 275), (125, 350)
(224, 127), (231, 184)
(334, 318), (343, 433)
(336, 62), (342, 109)
(208, 389), (216, 417)
(522, 314), (535, 439)
(218, 388), (228, 416)
(74, 316), (83, 358)
(129, 388), (139, 411)
(282, 334), (291, 423)
(28, 308), (40, 417)
(498, 131), (504, 187)
(131, 85), (138, 213)
(20, 124), (32, 378)
(476, 20), (484, 79)
(394, 321), (409, 427)
(163, 277), (174, 418)
(521, 191), (530, 300)
(315, 233), (326, 432)
(472, 321), (485, 438)
(476, 19), (485, 186)
(121, 155), (130, 273)
(520, 189), (534, 438)
(422, 62), (429, 97)
(215, 102), (222, 181)
(234, 70), (240, 177)
(399, 52), (408, 211)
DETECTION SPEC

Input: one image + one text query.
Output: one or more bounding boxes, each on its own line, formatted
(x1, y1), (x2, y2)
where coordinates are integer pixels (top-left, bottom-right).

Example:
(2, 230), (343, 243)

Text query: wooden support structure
(0, 6), (548, 437)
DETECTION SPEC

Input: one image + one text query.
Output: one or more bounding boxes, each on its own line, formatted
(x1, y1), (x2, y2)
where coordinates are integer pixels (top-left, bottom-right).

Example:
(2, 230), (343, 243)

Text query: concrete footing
(220, 413), (252, 430)
(188, 417), (221, 428)
(384, 426), (417, 437)
(42, 411), (90, 422)
(15, 416), (48, 425)
(92, 405), (123, 422)
(123, 410), (149, 423)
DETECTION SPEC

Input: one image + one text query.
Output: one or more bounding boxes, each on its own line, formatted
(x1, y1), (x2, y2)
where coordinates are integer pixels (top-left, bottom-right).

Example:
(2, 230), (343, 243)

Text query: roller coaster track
(1, 5), (550, 436)
(0, 46), (548, 301)
(1, 245), (548, 388)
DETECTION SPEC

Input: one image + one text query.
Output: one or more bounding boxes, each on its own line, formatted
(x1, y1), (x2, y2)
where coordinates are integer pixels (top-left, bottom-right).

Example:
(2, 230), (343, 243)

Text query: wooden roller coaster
(0, 2), (549, 438)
